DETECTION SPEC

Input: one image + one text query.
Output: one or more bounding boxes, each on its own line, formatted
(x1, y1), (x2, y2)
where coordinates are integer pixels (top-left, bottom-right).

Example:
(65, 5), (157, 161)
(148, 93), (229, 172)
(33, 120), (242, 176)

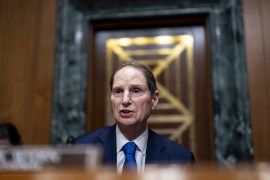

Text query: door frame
(86, 14), (214, 161)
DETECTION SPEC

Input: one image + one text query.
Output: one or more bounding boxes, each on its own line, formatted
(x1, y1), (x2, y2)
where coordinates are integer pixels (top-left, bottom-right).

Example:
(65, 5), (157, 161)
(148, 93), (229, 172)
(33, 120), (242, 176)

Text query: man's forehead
(112, 66), (148, 87)
(115, 66), (143, 75)
(112, 82), (146, 88)
(114, 67), (146, 80)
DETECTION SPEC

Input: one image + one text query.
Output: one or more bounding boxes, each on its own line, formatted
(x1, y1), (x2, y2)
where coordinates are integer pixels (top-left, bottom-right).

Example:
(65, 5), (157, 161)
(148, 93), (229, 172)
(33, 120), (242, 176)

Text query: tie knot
(123, 141), (136, 155)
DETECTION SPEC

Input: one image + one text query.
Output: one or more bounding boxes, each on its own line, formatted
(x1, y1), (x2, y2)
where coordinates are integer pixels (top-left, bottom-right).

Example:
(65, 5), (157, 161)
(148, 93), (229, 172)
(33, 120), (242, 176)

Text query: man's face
(111, 66), (159, 128)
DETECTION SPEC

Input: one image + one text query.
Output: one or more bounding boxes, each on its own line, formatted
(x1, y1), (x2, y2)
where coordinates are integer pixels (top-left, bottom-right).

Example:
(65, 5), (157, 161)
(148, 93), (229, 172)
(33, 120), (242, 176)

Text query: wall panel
(243, 0), (270, 161)
(0, 0), (57, 144)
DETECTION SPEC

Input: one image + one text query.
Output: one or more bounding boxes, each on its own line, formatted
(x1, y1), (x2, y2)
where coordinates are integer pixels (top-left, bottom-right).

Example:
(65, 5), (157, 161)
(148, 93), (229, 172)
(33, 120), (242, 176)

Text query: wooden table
(0, 163), (269, 180)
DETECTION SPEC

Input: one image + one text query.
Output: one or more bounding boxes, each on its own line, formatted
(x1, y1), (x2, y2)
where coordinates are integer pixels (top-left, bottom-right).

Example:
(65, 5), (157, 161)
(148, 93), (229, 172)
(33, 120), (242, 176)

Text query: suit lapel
(98, 125), (117, 165)
(145, 129), (168, 164)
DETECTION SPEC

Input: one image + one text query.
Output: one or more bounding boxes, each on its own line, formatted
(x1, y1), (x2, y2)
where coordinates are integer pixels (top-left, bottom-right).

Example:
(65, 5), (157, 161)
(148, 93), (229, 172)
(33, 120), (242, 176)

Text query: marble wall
(209, 0), (253, 164)
(51, 0), (253, 164)
(51, 0), (89, 144)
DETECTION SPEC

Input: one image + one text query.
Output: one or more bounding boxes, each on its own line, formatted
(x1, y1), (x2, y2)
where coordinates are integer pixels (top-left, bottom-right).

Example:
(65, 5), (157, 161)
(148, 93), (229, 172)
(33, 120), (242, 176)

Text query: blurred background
(0, 0), (269, 166)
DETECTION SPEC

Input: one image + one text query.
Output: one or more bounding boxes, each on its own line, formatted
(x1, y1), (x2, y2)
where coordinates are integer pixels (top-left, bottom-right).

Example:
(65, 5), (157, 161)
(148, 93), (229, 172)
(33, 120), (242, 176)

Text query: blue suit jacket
(75, 124), (195, 165)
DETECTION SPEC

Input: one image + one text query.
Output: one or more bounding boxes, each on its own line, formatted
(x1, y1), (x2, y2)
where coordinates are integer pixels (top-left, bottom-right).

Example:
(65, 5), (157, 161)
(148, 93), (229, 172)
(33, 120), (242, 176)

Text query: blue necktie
(123, 141), (137, 172)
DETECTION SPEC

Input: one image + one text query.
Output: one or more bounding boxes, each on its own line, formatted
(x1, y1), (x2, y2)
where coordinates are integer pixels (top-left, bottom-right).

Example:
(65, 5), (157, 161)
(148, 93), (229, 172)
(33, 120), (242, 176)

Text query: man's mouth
(119, 110), (134, 117)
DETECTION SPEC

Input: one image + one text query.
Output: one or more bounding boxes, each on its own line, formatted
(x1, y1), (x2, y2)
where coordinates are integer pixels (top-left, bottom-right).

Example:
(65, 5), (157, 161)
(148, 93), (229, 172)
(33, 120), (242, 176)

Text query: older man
(75, 61), (195, 173)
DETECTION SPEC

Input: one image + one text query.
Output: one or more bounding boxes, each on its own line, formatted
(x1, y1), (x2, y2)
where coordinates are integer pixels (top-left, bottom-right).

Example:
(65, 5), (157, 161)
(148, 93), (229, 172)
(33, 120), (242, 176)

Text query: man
(75, 61), (195, 173)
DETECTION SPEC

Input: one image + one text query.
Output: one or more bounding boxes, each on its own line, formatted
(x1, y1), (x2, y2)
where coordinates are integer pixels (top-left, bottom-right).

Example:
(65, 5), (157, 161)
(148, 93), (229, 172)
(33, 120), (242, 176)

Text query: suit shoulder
(75, 125), (114, 144)
(166, 138), (195, 163)
(149, 129), (195, 163)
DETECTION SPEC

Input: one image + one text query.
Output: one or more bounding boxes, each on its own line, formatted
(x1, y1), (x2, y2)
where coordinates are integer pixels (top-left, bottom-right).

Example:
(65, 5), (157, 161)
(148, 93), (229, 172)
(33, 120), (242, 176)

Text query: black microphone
(66, 136), (75, 145)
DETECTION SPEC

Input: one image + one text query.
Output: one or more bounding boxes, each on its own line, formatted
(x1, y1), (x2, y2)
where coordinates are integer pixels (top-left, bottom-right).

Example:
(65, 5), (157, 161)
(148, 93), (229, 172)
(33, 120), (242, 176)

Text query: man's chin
(117, 119), (137, 127)
(119, 121), (135, 127)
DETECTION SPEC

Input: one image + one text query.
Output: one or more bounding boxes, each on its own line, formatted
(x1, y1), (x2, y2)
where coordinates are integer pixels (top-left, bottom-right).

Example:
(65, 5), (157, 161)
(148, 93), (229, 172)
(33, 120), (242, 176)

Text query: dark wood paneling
(0, 0), (57, 144)
(243, 0), (270, 161)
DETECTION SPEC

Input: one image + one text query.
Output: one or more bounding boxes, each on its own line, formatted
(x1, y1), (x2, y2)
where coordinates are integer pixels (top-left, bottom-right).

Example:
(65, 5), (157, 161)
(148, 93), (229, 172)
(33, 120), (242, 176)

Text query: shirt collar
(116, 125), (148, 155)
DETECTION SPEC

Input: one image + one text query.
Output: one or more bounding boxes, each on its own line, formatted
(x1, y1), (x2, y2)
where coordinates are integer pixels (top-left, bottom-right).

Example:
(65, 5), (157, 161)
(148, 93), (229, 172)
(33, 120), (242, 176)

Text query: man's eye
(132, 89), (141, 94)
(114, 90), (122, 94)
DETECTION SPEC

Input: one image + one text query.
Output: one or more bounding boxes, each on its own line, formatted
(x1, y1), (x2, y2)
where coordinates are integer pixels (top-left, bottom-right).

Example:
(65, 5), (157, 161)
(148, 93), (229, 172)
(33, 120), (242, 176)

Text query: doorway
(86, 15), (214, 161)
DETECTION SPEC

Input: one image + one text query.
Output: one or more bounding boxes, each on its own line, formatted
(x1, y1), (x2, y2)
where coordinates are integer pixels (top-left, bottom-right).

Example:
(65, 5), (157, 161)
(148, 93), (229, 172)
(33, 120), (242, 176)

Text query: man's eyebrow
(129, 84), (146, 90)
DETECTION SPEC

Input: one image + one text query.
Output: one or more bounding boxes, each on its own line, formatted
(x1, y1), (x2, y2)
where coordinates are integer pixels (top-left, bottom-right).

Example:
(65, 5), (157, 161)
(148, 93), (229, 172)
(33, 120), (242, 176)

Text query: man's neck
(117, 123), (146, 140)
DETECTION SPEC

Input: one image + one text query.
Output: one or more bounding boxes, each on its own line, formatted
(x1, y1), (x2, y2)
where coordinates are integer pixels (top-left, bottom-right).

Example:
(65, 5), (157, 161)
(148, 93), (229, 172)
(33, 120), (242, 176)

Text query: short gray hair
(109, 61), (157, 95)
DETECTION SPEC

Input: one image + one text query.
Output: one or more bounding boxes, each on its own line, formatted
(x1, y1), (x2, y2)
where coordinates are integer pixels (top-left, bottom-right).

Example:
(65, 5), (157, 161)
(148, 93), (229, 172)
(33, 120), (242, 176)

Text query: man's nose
(122, 91), (131, 105)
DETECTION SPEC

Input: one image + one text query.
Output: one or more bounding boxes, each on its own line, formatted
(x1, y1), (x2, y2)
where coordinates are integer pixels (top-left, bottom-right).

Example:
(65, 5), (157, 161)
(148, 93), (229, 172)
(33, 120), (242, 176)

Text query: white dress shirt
(116, 125), (148, 174)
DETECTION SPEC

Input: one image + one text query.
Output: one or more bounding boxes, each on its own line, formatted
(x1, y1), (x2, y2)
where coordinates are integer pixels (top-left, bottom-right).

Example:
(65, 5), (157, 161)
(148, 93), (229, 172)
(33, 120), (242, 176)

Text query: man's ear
(152, 90), (159, 110)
